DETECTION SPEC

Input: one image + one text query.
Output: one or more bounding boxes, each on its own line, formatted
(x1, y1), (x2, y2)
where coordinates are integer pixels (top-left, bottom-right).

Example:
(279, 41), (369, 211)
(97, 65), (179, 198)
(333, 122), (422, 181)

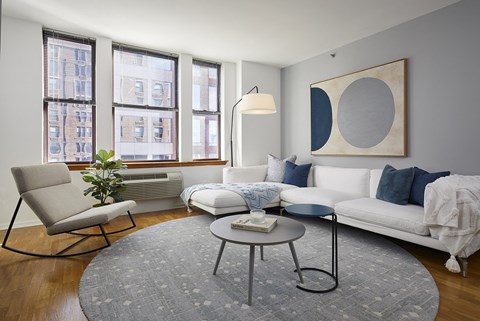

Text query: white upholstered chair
(2, 163), (136, 257)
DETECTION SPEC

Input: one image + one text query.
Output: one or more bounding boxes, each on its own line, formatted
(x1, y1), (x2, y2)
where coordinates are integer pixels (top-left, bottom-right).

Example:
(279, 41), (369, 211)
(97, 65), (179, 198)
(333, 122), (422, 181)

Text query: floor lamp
(230, 86), (276, 167)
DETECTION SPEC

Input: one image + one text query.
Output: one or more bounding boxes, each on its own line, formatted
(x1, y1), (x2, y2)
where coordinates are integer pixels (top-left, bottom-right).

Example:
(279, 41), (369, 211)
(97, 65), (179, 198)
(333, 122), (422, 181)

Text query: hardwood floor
(0, 208), (479, 321)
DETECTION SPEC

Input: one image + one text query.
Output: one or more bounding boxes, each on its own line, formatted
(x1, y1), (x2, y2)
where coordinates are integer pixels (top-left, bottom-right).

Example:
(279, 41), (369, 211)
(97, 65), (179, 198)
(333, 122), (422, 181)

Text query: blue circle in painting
(310, 87), (332, 151)
(338, 77), (395, 148)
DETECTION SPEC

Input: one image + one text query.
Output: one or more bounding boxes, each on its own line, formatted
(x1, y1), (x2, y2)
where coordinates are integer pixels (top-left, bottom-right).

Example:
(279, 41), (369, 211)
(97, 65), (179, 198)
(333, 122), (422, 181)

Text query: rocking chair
(2, 163), (137, 257)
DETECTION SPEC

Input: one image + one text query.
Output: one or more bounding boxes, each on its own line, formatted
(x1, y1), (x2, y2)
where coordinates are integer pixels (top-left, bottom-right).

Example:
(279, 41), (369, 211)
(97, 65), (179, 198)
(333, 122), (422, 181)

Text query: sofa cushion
(223, 165), (268, 183)
(409, 167), (450, 206)
(190, 182), (296, 208)
(376, 164), (414, 205)
(335, 198), (429, 236)
(265, 154), (297, 182)
(280, 187), (361, 208)
(369, 169), (383, 198)
(313, 166), (370, 197)
(282, 161), (312, 187)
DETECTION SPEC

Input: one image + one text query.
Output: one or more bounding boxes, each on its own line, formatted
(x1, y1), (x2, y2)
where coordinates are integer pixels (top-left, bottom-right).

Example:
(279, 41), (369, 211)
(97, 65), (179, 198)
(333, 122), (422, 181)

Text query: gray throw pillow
(265, 154), (297, 182)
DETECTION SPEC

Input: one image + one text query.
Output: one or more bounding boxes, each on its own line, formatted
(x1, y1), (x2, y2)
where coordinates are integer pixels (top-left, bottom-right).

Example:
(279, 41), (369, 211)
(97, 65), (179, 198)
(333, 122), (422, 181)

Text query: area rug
(79, 215), (439, 321)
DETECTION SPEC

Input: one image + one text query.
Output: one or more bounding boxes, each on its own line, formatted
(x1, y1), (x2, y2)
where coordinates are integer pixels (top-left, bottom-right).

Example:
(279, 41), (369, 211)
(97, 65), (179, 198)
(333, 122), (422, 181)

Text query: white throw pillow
(265, 154), (297, 182)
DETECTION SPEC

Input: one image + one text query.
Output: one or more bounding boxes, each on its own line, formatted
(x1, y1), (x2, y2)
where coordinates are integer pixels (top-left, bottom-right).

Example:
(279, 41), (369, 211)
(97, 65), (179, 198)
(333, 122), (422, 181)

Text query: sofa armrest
(223, 165), (268, 183)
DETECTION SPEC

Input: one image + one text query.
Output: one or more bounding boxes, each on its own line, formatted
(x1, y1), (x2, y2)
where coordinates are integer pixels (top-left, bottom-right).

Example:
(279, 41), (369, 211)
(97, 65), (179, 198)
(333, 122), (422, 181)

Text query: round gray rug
(79, 215), (439, 321)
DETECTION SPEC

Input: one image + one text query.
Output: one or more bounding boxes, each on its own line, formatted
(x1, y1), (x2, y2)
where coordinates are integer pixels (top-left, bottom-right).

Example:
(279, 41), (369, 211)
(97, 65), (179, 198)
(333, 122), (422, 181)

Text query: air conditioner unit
(120, 172), (183, 201)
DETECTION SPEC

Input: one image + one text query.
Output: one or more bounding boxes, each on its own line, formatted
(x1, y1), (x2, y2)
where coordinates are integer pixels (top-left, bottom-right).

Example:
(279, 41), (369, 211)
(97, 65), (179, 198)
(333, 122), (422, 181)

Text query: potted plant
(81, 149), (127, 206)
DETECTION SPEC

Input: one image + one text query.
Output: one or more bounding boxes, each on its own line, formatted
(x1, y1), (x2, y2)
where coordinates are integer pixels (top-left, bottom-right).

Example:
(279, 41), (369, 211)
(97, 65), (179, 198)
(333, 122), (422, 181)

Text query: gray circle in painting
(338, 77), (395, 148)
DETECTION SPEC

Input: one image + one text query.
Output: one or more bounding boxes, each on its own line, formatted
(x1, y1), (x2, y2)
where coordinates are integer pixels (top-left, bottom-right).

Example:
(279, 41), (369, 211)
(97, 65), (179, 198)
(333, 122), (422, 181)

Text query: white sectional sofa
(188, 164), (476, 275)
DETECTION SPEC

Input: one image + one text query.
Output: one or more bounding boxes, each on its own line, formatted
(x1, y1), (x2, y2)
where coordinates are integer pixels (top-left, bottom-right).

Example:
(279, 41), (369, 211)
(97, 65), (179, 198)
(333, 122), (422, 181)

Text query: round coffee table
(284, 204), (338, 293)
(210, 214), (305, 305)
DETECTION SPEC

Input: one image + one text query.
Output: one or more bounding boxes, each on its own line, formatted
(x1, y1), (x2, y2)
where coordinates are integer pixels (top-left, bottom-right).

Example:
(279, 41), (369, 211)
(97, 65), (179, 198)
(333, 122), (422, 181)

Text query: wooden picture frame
(310, 59), (407, 156)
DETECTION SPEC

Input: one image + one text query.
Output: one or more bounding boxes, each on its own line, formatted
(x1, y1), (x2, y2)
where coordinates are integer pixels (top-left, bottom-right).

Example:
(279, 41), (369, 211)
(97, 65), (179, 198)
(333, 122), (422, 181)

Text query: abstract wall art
(311, 59), (407, 156)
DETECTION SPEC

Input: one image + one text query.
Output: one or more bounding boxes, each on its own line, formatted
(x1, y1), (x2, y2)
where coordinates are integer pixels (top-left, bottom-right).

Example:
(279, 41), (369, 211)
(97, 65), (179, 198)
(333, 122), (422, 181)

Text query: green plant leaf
(82, 176), (94, 183)
(82, 148), (129, 203)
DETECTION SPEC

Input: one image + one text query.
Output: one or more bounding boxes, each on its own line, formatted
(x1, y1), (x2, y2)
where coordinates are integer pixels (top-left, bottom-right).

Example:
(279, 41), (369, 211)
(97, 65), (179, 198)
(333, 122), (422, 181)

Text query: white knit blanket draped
(180, 183), (280, 212)
(424, 175), (480, 272)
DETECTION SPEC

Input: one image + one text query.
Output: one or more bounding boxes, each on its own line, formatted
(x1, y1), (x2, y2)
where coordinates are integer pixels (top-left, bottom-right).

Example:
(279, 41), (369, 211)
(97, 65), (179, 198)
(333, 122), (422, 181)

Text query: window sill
(67, 160), (228, 171)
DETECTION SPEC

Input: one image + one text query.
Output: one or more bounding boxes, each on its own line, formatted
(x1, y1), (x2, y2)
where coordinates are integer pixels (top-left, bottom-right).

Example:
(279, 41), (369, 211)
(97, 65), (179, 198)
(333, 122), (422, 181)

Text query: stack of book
(231, 215), (277, 233)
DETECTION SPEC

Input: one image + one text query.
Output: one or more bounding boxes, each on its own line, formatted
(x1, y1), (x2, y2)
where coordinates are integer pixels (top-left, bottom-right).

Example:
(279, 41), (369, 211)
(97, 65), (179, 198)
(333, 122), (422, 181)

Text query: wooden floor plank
(0, 208), (478, 321)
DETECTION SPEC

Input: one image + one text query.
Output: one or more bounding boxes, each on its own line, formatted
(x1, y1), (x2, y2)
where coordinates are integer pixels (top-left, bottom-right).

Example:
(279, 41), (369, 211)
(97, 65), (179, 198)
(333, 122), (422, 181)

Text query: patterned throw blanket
(180, 183), (280, 212)
(424, 174), (480, 272)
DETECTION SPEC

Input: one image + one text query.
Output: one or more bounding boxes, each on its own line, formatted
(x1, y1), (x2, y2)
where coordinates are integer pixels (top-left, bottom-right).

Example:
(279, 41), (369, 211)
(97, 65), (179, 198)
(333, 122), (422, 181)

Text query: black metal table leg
(296, 213), (338, 293)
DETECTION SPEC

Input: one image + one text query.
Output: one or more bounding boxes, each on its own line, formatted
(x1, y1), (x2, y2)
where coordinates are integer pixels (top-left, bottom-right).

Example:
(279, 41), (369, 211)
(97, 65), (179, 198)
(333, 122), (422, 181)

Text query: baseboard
(0, 219), (42, 231)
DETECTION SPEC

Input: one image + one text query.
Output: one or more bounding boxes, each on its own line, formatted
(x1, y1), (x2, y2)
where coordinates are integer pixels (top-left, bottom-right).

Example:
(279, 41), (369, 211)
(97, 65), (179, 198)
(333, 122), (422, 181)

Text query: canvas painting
(311, 59), (406, 156)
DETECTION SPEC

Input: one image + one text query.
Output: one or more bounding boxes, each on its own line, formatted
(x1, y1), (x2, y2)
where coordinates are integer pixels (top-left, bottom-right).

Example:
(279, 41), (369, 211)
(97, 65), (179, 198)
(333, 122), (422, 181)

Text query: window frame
(42, 29), (96, 164)
(112, 43), (179, 162)
(192, 59), (221, 161)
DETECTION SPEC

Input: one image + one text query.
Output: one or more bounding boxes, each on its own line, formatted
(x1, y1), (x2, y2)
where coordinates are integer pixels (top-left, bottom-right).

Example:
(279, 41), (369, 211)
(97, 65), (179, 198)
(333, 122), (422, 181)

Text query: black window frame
(42, 29), (96, 164)
(112, 43), (179, 162)
(192, 59), (221, 161)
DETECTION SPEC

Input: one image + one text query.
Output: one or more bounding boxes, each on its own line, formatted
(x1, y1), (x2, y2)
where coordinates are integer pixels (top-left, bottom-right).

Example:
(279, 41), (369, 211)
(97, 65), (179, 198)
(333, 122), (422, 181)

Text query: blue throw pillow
(376, 164), (415, 205)
(282, 161), (312, 187)
(409, 167), (450, 206)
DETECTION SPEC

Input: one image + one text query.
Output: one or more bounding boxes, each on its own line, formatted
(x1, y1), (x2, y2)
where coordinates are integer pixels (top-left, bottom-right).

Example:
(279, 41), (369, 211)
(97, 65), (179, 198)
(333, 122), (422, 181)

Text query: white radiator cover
(120, 172), (184, 201)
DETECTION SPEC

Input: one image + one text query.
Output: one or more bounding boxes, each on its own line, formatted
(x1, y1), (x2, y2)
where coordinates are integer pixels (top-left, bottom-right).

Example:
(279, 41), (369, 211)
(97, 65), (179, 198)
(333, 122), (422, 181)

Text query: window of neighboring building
(113, 44), (178, 161)
(50, 142), (61, 154)
(76, 126), (87, 137)
(135, 80), (144, 96)
(49, 109), (59, 122)
(135, 126), (144, 138)
(192, 59), (221, 160)
(50, 126), (59, 138)
(43, 30), (95, 163)
(153, 126), (163, 141)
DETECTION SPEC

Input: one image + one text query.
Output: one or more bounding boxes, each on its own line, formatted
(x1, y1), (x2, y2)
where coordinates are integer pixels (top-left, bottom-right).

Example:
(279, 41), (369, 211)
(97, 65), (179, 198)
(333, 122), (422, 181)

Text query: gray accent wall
(281, 0), (480, 175)
(238, 61), (281, 167)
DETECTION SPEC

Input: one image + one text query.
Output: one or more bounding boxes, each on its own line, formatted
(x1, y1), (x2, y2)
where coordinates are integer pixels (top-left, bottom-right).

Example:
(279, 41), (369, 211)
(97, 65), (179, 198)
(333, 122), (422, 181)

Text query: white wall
(0, 15), (269, 228)
(221, 62), (237, 162)
(237, 61), (281, 166)
(178, 53), (193, 162)
(96, 37), (114, 150)
(0, 16), (43, 227)
(281, 0), (480, 174)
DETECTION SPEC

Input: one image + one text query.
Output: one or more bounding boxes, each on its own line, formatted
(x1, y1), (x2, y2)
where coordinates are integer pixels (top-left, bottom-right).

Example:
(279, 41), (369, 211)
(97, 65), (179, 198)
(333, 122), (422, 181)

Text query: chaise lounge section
(188, 165), (297, 215)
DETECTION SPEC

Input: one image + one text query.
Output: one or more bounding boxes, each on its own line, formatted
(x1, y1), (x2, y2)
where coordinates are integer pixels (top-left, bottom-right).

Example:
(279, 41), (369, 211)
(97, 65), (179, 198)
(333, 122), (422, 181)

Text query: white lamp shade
(238, 93), (276, 114)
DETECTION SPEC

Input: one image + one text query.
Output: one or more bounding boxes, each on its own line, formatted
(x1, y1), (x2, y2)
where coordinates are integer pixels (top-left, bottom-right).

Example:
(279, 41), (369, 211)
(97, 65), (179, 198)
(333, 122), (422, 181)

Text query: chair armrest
(223, 165), (268, 183)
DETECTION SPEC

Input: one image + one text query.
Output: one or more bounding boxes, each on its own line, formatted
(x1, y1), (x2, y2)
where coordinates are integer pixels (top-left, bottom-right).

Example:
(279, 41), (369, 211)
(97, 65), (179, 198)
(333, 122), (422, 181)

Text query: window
(50, 142), (61, 154)
(43, 30), (95, 163)
(135, 126), (144, 139)
(50, 126), (59, 138)
(113, 44), (178, 161)
(192, 60), (221, 160)
(76, 126), (86, 137)
(48, 109), (59, 122)
(135, 80), (144, 96)
(153, 127), (163, 141)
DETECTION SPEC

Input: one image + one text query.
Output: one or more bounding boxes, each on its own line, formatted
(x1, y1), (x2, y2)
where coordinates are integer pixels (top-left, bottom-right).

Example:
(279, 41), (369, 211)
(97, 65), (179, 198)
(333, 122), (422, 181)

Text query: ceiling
(2, 0), (460, 68)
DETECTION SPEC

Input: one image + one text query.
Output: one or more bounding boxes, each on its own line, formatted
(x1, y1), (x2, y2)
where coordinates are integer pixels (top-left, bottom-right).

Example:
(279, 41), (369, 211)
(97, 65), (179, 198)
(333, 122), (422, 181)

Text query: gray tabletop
(210, 214), (305, 246)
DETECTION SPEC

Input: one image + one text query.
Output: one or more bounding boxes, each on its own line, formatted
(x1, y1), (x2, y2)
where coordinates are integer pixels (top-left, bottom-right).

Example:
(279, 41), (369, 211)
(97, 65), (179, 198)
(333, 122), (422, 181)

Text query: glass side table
(284, 204), (338, 293)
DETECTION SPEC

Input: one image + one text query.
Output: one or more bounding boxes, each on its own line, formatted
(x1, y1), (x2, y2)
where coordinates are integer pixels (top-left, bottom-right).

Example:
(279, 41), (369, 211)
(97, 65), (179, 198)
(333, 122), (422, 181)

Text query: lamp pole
(229, 86), (258, 167)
